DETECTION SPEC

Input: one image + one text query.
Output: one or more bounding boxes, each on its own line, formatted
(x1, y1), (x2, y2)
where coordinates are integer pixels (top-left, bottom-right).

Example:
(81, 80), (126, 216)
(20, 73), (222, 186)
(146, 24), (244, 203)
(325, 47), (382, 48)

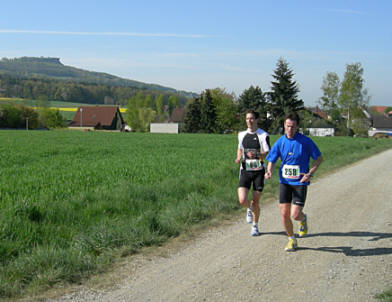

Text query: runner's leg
(291, 204), (305, 221)
(280, 203), (294, 237)
(238, 187), (251, 209)
(251, 190), (262, 223)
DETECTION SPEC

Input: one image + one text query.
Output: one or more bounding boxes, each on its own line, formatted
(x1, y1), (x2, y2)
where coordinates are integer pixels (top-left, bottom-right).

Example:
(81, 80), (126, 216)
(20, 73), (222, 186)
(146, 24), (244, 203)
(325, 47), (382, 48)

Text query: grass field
(376, 289), (392, 302)
(0, 130), (391, 298)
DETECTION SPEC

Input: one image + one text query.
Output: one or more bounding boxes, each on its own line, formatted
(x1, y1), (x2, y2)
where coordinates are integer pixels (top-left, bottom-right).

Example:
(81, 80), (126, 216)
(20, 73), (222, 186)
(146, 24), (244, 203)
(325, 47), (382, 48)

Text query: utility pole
(80, 108), (83, 129)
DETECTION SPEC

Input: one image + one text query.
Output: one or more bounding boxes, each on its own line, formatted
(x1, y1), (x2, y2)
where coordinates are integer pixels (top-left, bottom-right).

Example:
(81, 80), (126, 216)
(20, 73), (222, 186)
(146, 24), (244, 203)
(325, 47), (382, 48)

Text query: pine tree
(199, 90), (217, 133)
(268, 58), (304, 132)
(183, 97), (202, 133)
(238, 85), (269, 130)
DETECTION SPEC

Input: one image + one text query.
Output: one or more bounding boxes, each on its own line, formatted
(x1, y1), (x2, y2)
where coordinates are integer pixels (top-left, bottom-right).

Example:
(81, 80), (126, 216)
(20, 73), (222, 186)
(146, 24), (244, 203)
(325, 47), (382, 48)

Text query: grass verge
(376, 288), (392, 302)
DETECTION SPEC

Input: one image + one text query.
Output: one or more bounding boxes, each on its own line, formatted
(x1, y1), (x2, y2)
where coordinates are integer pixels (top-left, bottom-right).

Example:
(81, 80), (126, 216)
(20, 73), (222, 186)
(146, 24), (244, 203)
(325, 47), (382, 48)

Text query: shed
(69, 106), (124, 130)
(368, 114), (392, 137)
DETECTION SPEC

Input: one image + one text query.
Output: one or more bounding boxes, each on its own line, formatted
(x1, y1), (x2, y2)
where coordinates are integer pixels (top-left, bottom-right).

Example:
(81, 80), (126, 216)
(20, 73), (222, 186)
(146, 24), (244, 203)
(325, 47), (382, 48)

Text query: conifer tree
(238, 85), (269, 130)
(199, 89), (217, 133)
(183, 97), (202, 133)
(268, 58), (304, 132)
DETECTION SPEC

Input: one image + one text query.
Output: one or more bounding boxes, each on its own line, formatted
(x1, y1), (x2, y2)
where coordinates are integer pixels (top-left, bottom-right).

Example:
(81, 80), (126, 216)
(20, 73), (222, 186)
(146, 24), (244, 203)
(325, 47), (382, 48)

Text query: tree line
(125, 92), (180, 132)
(0, 57), (370, 135)
(183, 59), (370, 135)
(0, 103), (67, 129)
(0, 74), (188, 107)
(183, 58), (304, 134)
(318, 62), (370, 136)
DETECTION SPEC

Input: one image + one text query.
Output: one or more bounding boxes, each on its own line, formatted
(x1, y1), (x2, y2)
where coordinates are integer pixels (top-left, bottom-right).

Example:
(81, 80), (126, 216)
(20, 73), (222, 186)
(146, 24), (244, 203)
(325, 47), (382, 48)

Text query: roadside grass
(0, 130), (391, 299)
(376, 289), (392, 302)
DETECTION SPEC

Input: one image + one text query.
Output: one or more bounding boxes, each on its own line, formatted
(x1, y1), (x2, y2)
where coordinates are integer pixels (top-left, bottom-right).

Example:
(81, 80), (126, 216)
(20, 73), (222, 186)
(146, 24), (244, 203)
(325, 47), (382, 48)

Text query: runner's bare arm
(259, 151), (269, 160)
(265, 161), (275, 179)
(300, 155), (323, 183)
(235, 149), (243, 164)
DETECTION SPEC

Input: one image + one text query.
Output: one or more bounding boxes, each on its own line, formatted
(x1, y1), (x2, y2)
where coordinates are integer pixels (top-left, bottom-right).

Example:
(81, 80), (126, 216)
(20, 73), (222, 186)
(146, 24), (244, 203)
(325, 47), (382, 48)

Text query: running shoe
(246, 208), (253, 224)
(250, 225), (261, 236)
(284, 238), (298, 252)
(298, 214), (308, 237)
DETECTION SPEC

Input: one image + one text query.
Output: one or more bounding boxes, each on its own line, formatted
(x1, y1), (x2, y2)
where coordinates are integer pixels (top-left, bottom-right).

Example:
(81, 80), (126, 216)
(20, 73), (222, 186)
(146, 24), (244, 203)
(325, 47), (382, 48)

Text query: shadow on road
(305, 231), (392, 241)
(299, 231), (392, 256)
(298, 246), (392, 257)
(262, 231), (392, 256)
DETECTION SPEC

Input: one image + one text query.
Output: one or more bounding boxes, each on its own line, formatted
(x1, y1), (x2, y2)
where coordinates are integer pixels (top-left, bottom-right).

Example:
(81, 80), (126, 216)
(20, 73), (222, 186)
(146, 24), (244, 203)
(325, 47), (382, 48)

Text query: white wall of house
(308, 128), (335, 136)
(150, 123), (179, 134)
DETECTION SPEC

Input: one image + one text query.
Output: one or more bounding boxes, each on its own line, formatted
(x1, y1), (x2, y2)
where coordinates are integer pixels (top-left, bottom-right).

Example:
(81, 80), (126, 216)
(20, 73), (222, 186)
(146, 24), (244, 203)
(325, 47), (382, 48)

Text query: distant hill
(0, 57), (196, 98)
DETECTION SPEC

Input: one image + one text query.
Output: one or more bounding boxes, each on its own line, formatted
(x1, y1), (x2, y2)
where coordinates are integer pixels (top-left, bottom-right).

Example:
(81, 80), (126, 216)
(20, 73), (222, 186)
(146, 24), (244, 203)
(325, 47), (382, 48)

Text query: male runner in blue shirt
(265, 112), (323, 251)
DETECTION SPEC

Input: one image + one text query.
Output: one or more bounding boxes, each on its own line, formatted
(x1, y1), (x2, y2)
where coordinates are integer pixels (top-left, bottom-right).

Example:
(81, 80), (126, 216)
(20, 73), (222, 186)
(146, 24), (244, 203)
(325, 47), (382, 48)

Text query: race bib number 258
(282, 165), (300, 179)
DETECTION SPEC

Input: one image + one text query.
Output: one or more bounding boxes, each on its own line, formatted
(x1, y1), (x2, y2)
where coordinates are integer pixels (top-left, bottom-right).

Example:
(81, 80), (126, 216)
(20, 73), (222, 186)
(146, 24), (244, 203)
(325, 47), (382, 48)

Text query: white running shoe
(246, 208), (253, 224)
(251, 225), (261, 236)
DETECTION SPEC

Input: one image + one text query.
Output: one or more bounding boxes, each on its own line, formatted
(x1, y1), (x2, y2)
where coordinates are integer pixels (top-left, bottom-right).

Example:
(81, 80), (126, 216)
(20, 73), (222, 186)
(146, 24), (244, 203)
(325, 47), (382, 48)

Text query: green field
(0, 97), (89, 108)
(0, 130), (391, 298)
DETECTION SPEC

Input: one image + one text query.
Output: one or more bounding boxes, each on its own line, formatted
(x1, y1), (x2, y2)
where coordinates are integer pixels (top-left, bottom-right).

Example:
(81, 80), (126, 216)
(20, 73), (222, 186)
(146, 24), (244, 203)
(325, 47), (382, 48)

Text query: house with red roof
(69, 106), (124, 130)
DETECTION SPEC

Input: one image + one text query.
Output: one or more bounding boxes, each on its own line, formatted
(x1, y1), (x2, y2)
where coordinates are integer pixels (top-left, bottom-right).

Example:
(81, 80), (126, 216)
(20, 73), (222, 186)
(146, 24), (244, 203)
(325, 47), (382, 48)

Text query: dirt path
(51, 149), (392, 302)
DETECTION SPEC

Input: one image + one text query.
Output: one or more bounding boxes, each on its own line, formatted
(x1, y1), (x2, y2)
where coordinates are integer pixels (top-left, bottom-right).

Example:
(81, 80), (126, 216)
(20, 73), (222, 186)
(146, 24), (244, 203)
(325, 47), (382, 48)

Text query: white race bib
(282, 164), (300, 179)
(245, 159), (263, 171)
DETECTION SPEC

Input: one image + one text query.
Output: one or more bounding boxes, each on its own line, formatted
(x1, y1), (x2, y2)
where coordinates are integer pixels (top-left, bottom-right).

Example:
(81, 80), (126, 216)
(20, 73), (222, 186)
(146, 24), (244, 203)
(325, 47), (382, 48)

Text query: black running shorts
(279, 183), (308, 207)
(238, 169), (265, 192)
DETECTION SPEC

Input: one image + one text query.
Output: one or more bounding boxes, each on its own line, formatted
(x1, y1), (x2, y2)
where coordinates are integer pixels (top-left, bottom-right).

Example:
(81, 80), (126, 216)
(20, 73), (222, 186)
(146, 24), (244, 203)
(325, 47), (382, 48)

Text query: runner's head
(284, 112), (300, 138)
(245, 110), (258, 131)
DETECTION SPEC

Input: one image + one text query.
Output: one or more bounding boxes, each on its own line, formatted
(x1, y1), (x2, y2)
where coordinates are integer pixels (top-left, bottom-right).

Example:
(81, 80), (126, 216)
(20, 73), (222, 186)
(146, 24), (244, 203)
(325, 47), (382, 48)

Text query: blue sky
(1, 0), (391, 106)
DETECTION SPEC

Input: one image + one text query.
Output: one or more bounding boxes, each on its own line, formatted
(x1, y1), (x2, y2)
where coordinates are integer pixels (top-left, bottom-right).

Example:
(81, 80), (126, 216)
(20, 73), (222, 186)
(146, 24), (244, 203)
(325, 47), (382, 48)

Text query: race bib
(245, 159), (263, 171)
(282, 164), (300, 179)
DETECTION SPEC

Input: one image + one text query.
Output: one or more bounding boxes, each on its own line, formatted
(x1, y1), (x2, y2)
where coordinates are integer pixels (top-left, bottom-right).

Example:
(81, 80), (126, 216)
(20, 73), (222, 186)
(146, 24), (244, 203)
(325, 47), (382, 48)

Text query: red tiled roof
(312, 111), (328, 120)
(70, 106), (122, 127)
(370, 106), (388, 114)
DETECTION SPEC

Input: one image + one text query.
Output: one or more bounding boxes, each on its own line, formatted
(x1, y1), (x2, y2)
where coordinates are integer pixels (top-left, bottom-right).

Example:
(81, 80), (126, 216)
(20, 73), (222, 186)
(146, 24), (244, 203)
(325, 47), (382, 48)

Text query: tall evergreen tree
(268, 58), (304, 132)
(199, 90), (217, 133)
(183, 97), (202, 133)
(238, 85), (269, 130)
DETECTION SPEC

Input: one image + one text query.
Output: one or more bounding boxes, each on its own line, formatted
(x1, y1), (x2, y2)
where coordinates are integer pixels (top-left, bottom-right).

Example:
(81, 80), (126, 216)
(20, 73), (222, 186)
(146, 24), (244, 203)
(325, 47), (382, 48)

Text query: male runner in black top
(235, 110), (270, 236)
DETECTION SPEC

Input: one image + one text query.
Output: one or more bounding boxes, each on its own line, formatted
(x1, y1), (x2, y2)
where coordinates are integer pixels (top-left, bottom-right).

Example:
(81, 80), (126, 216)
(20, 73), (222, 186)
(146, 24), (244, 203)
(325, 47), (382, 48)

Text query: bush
(39, 107), (67, 128)
(0, 104), (40, 129)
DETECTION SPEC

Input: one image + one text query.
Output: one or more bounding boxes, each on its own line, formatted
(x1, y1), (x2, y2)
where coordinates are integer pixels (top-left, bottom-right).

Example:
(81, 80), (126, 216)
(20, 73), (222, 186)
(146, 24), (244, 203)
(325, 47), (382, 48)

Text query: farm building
(368, 114), (392, 137)
(150, 123), (179, 133)
(69, 106), (124, 130)
(149, 107), (185, 133)
(302, 108), (335, 136)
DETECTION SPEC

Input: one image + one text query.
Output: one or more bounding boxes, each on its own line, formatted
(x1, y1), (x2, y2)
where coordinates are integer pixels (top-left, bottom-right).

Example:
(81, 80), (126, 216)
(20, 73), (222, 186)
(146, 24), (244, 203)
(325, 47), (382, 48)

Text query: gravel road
(50, 149), (392, 302)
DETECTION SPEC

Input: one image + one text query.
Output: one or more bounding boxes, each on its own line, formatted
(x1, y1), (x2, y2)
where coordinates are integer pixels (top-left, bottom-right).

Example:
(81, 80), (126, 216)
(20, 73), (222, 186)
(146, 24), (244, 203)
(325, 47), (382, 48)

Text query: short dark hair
(284, 112), (300, 125)
(245, 109), (259, 119)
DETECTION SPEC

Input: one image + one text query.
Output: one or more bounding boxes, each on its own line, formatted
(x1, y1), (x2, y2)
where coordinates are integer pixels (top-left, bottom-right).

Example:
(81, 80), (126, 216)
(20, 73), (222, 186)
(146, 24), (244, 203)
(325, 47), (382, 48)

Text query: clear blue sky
(1, 0), (391, 106)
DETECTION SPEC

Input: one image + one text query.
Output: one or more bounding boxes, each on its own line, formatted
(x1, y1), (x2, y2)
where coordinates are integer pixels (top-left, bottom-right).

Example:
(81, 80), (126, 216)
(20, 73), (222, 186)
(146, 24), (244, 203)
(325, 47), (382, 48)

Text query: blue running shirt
(266, 132), (321, 185)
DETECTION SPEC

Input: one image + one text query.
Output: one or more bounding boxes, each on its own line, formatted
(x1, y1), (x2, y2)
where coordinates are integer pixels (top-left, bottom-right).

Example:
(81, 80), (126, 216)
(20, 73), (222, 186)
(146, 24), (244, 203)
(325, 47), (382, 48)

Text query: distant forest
(0, 57), (193, 105)
(0, 74), (189, 106)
